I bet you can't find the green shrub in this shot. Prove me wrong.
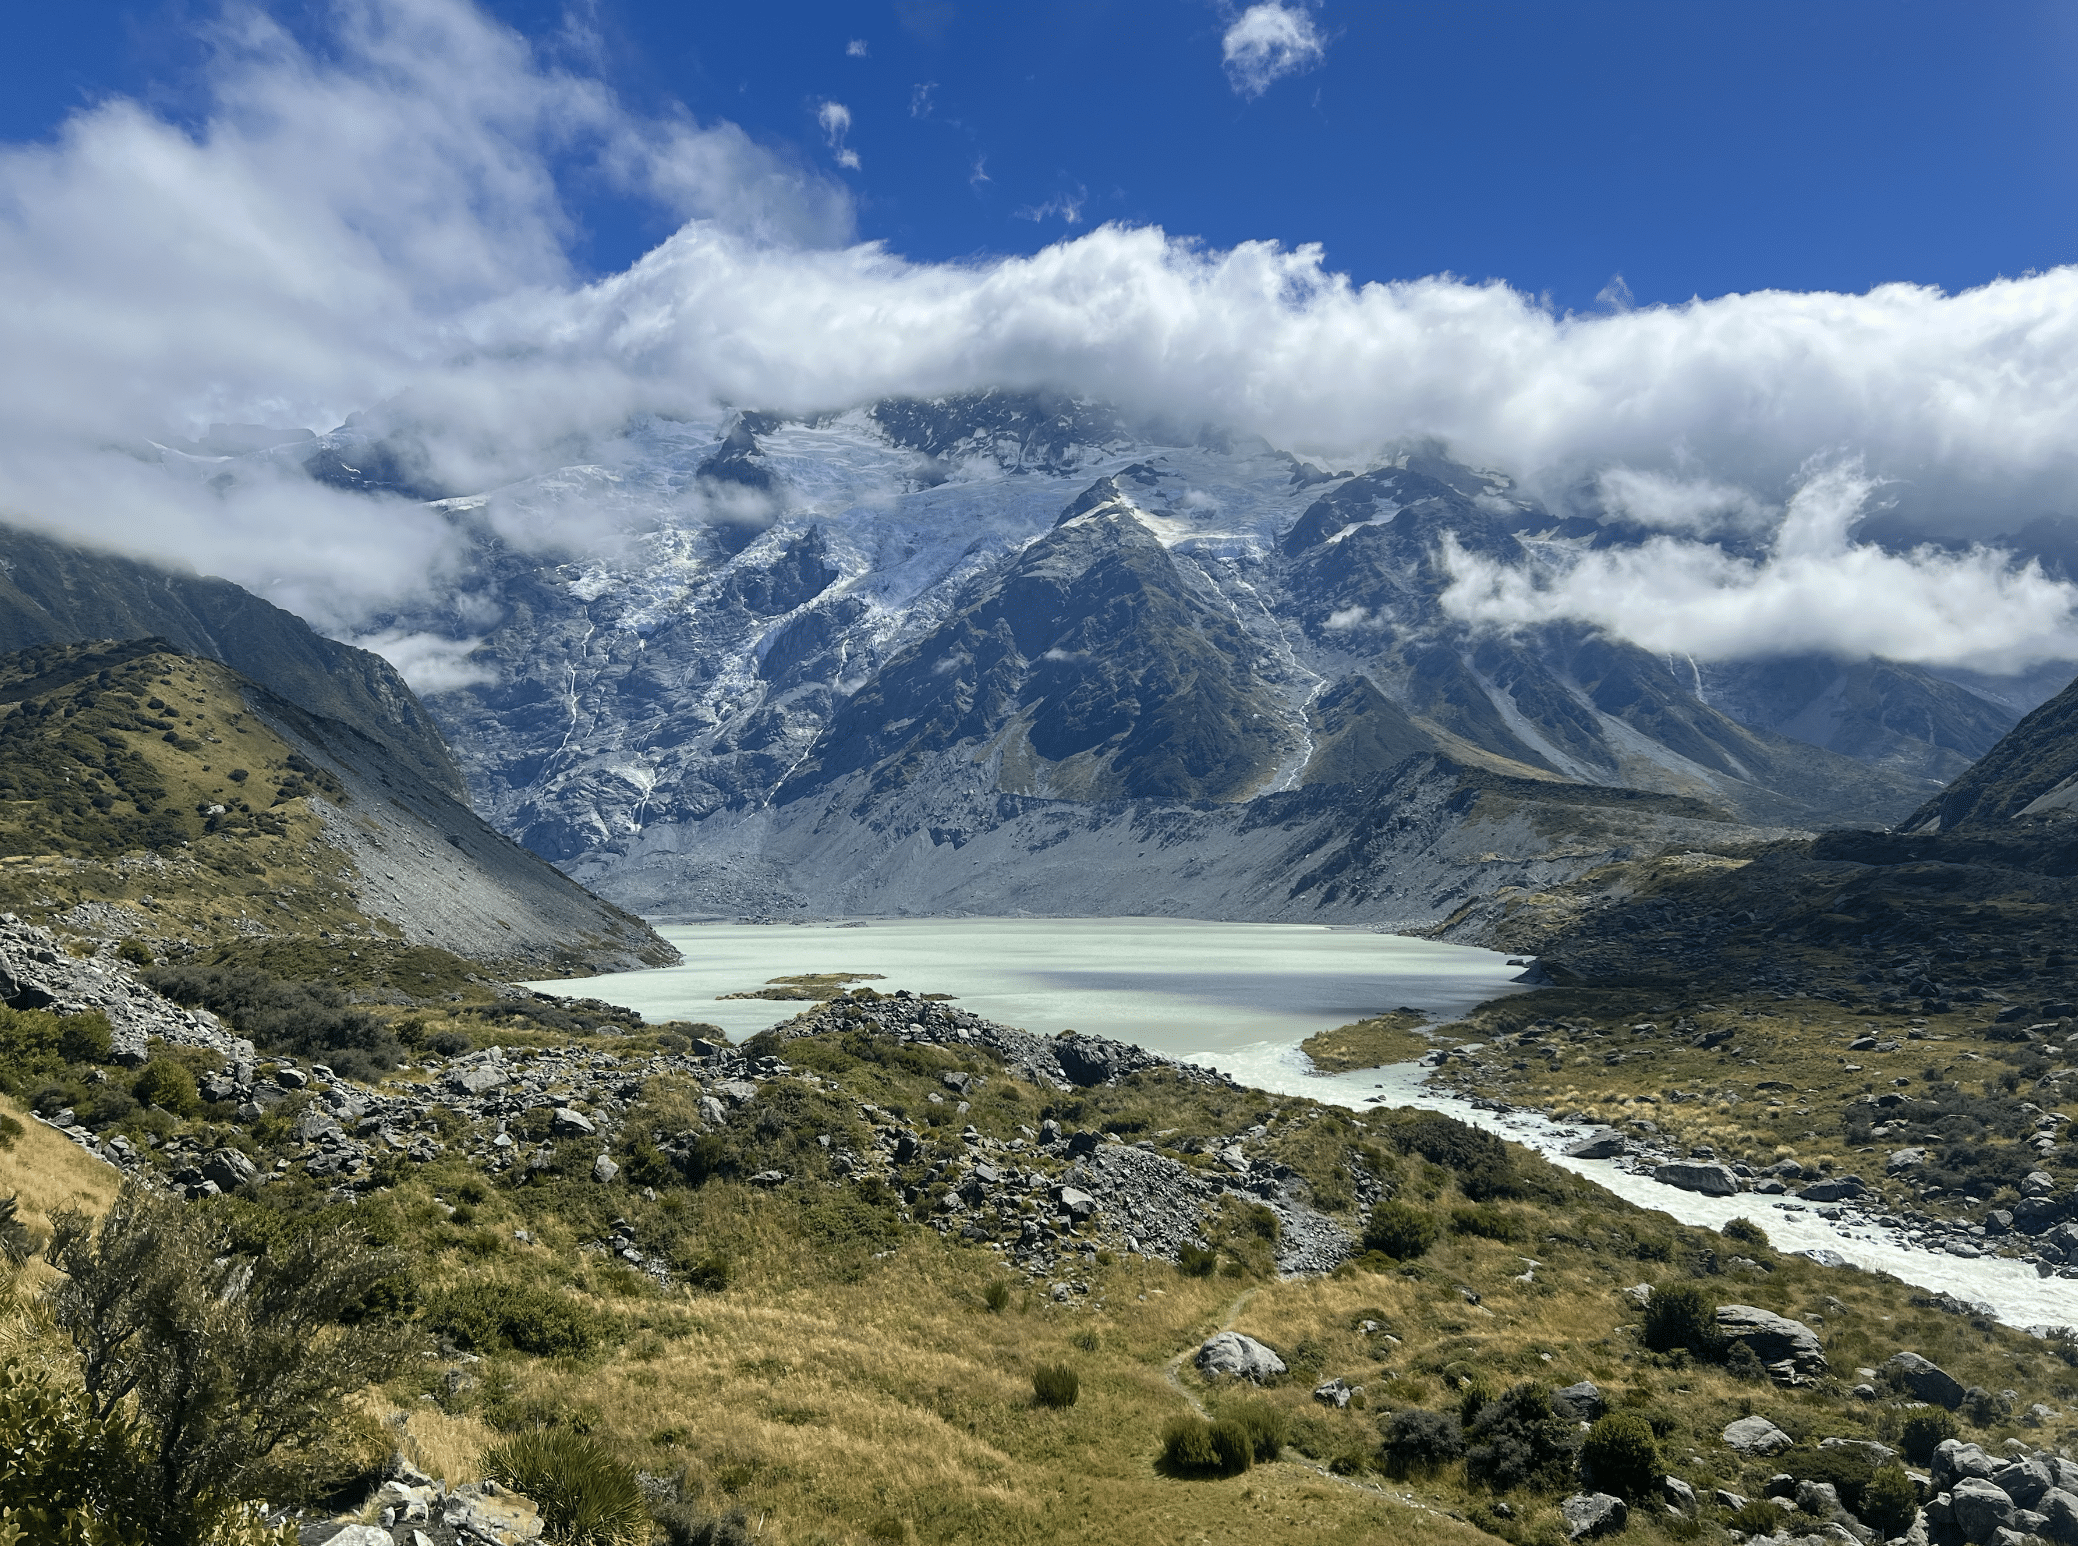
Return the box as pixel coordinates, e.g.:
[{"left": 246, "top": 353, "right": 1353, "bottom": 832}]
[
  {"left": 132, "top": 1057, "right": 199, "bottom": 1118},
  {"left": 1231, "top": 1400, "right": 1287, "bottom": 1462},
  {"left": 1863, "top": 1465, "right": 1919, "bottom": 1538},
  {"left": 1725, "top": 1342, "right": 1768, "bottom": 1383},
  {"left": 0, "top": 1005, "right": 112, "bottom": 1092},
  {"left": 1720, "top": 1216, "right": 1770, "bottom": 1248},
  {"left": 1207, "top": 1417, "right": 1254, "bottom": 1476},
  {"left": 483, "top": 1429, "right": 648, "bottom": 1545},
  {"left": 1032, "top": 1364, "right": 1079, "bottom": 1408},
  {"left": 676, "top": 1251, "right": 731, "bottom": 1293},
  {"left": 423, "top": 1281, "right": 608, "bottom": 1357},
  {"left": 1450, "top": 1205, "right": 1524, "bottom": 1242},
  {"left": 1178, "top": 1243, "right": 1218, "bottom": 1277},
  {"left": 1381, "top": 1408, "right": 1463, "bottom": 1477},
  {"left": 1642, "top": 1281, "right": 1722, "bottom": 1359},
  {"left": 1457, "top": 1379, "right": 1495, "bottom": 1427},
  {"left": 1787, "top": 1446, "right": 1876, "bottom": 1514},
  {"left": 1899, "top": 1409, "right": 1957, "bottom": 1463},
  {"left": 1464, "top": 1382, "right": 1580, "bottom": 1494},
  {"left": 0, "top": 1359, "right": 146, "bottom": 1544},
  {"left": 1160, "top": 1415, "right": 1221, "bottom": 1473},
  {"left": 1581, "top": 1411, "right": 1661, "bottom": 1499},
  {"left": 1729, "top": 1498, "right": 1786, "bottom": 1535},
  {"left": 983, "top": 1280, "right": 1011, "bottom": 1313},
  {"left": 1362, "top": 1201, "right": 1439, "bottom": 1260},
  {"left": 0, "top": 1194, "right": 39, "bottom": 1267},
  {"left": 116, "top": 939, "right": 154, "bottom": 969}
]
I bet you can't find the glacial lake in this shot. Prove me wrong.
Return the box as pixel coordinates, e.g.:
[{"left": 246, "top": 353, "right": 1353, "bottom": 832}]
[
  {"left": 535, "top": 917, "right": 2076, "bottom": 1329},
  {"left": 532, "top": 917, "right": 1533, "bottom": 1052}
]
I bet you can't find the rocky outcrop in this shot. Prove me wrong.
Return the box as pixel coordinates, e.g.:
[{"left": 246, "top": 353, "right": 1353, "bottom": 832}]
[
  {"left": 1562, "top": 1493, "right": 1628, "bottom": 1540},
  {"left": 1890, "top": 1352, "right": 1968, "bottom": 1410},
  {"left": 1717, "top": 1306, "right": 1828, "bottom": 1383},
  {"left": 1722, "top": 1416, "right": 1795, "bottom": 1456},
  {"left": 0, "top": 915, "right": 243, "bottom": 1064}
]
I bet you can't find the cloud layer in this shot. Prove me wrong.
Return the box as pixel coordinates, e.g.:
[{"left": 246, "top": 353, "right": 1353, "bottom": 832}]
[{"left": 1, "top": 0, "right": 2077, "bottom": 671}]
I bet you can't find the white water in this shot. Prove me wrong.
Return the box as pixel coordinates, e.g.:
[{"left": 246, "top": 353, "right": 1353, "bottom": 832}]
[{"left": 537, "top": 917, "right": 2078, "bottom": 1330}]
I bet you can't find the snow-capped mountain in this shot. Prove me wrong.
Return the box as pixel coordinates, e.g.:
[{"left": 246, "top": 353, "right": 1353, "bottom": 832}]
[{"left": 265, "top": 394, "right": 2055, "bottom": 922}]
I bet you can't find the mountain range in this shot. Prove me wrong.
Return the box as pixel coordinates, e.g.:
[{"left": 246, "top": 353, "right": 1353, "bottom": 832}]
[{"left": 20, "top": 391, "right": 2078, "bottom": 925}]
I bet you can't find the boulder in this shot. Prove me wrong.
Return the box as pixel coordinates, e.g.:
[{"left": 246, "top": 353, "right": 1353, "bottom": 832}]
[
  {"left": 2038, "top": 1488, "right": 2078, "bottom": 1545},
  {"left": 443, "top": 1481, "right": 544, "bottom": 1543},
  {"left": 1932, "top": 1441, "right": 2000, "bottom": 1492},
  {"left": 550, "top": 1108, "right": 594, "bottom": 1136},
  {"left": 1715, "top": 1489, "right": 1751, "bottom": 1511},
  {"left": 1950, "top": 1479, "right": 2018, "bottom": 1545},
  {"left": 715, "top": 1079, "right": 759, "bottom": 1107},
  {"left": 1887, "top": 1149, "right": 1928, "bottom": 1173},
  {"left": 591, "top": 1153, "right": 619, "bottom": 1185},
  {"left": 1992, "top": 1458, "right": 2055, "bottom": 1508},
  {"left": 1724, "top": 1415, "right": 1795, "bottom": 1456},
  {"left": 1890, "top": 1353, "right": 1967, "bottom": 1410},
  {"left": 1653, "top": 1161, "right": 1741, "bottom": 1196},
  {"left": 1313, "top": 1378, "right": 1357, "bottom": 1409},
  {"left": 200, "top": 1147, "right": 257, "bottom": 1193},
  {"left": 1054, "top": 1185, "right": 1096, "bottom": 1221},
  {"left": 1552, "top": 1380, "right": 1606, "bottom": 1423},
  {"left": 1562, "top": 1493, "right": 1629, "bottom": 1540},
  {"left": 1663, "top": 1475, "right": 1698, "bottom": 1514},
  {"left": 1565, "top": 1131, "right": 1628, "bottom": 1160},
  {"left": 307, "top": 1528, "right": 395, "bottom": 1546},
  {"left": 1821, "top": 1437, "right": 1896, "bottom": 1464},
  {"left": 1195, "top": 1331, "right": 1286, "bottom": 1383},
  {"left": 1718, "top": 1305, "right": 1829, "bottom": 1379},
  {"left": 1798, "top": 1176, "right": 1868, "bottom": 1203},
  {"left": 2013, "top": 1198, "right": 2068, "bottom": 1235},
  {"left": 442, "top": 1054, "right": 508, "bottom": 1096}
]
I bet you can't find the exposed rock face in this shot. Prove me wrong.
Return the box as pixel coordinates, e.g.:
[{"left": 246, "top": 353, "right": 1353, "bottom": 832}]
[
  {"left": 1932, "top": 1441, "right": 2001, "bottom": 1492},
  {"left": 1723, "top": 1416, "right": 1795, "bottom": 1456},
  {"left": 1653, "top": 1161, "right": 1741, "bottom": 1196},
  {"left": 1717, "top": 1306, "right": 1828, "bottom": 1383},
  {"left": 1892, "top": 1352, "right": 1969, "bottom": 1410},
  {"left": 1950, "top": 1478, "right": 2019, "bottom": 1544},
  {"left": 1195, "top": 1332, "right": 1287, "bottom": 1383}
]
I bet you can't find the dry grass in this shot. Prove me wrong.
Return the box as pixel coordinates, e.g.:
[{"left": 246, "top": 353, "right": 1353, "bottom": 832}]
[
  {"left": 0, "top": 1091, "right": 120, "bottom": 1235},
  {"left": 1299, "top": 1013, "right": 1445, "bottom": 1075}
]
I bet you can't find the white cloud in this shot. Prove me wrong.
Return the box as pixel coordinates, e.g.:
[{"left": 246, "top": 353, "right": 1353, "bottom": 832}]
[
  {"left": 353, "top": 628, "right": 497, "bottom": 693},
  {"left": 846, "top": 39, "right": 869, "bottom": 57},
  {"left": 8, "top": 0, "right": 2078, "bottom": 673},
  {"left": 910, "top": 82, "right": 936, "bottom": 118},
  {"left": 1221, "top": 3, "right": 1327, "bottom": 98},
  {"left": 1439, "top": 464, "right": 2078, "bottom": 673},
  {"left": 817, "top": 100, "right": 860, "bottom": 169},
  {"left": 1015, "top": 188, "right": 1086, "bottom": 224}
]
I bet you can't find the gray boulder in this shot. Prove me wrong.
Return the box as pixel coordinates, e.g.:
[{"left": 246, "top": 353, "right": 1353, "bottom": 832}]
[
  {"left": 1313, "top": 1378, "right": 1357, "bottom": 1409},
  {"left": 1562, "top": 1493, "right": 1629, "bottom": 1540},
  {"left": 308, "top": 1528, "right": 394, "bottom": 1546},
  {"left": 1196, "top": 1331, "right": 1287, "bottom": 1383},
  {"left": 1933, "top": 1441, "right": 2001, "bottom": 1492},
  {"left": 1718, "top": 1305, "right": 1829, "bottom": 1379},
  {"left": 1054, "top": 1185, "right": 1097, "bottom": 1222},
  {"left": 443, "top": 1053, "right": 508, "bottom": 1096},
  {"left": 1950, "top": 1479, "right": 2018, "bottom": 1545},
  {"left": 1891, "top": 1353, "right": 1967, "bottom": 1410},
  {"left": 1552, "top": 1379, "right": 1606, "bottom": 1423},
  {"left": 1992, "top": 1458, "right": 2055, "bottom": 1508},
  {"left": 550, "top": 1107, "right": 595, "bottom": 1136},
  {"left": 1662, "top": 1476, "right": 1698, "bottom": 1514},
  {"left": 1724, "top": 1415, "right": 1796, "bottom": 1456},
  {"left": 1653, "top": 1161, "right": 1741, "bottom": 1196},
  {"left": 2038, "top": 1488, "right": 2078, "bottom": 1545},
  {"left": 200, "top": 1147, "right": 257, "bottom": 1193},
  {"left": 1822, "top": 1437, "right": 1898, "bottom": 1465},
  {"left": 1565, "top": 1131, "right": 1628, "bottom": 1160},
  {"left": 1798, "top": 1176, "right": 1868, "bottom": 1203},
  {"left": 591, "top": 1153, "right": 619, "bottom": 1185},
  {"left": 1887, "top": 1148, "right": 1928, "bottom": 1173}
]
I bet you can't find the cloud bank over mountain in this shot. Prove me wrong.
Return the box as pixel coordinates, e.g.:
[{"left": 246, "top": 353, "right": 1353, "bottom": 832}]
[{"left": 2, "top": 0, "right": 2077, "bottom": 666}]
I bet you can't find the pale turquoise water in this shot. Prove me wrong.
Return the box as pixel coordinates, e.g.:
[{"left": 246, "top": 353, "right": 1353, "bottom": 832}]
[{"left": 529, "top": 916, "right": 1532, "bottom": 1054}]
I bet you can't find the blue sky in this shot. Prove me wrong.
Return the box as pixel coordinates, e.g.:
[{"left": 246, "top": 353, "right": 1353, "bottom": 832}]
[{"left": 7, "top": 1, "right": 2076, "bottom": 311}]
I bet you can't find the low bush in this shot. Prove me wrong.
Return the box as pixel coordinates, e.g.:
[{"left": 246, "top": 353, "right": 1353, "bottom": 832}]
[
  {"left": 1786, "top": 1446, "right": 1875, "bottom": 1515},
  {"left": 0, "top": 1005, "right": 112, "bottom": 1093},
  {"left": 1899, "top": 1409, "right": 1958, "bottom": 1463},
  {"left": 1725, "top": 1342, "right": 1769, "bottom": 1383},
  {"left": 1207, "top": 1418, "right": 1254, "bottom": 1476},
  {"left": 1161, "top": 1415, "right": 1220, "bottom": 1473},
  {"left": 1, "top": 1194, "right": 38, "bottom": 1267},
  {"left": 422, "top": 1281, "right": 608, "bottom": 1357},
  {"left": 1464, "top": 1382, "right": 1580, "bottom": 1494},
  {"left": 1230, "top": 1401, "right": 1287, "bottom": 1462},
  {"left": 1032, "top": 1364, "right": 1079, "bottom": 1408},
  {"left": 1720, "top": 1216, "right": 1770, "bottom": 1248},
  {"left": 1381, "top": 1408, "right": 1463, "bottom": 1477},
  {"left": 132, "top": 1056, "right": 200, "bottom": 1118},
  {"left": 483, "top": 1429, "right": 648, "bottom": 1546},
  {"left": 1178, "top": 1243, "right": 1218, "bottom": 1277},
  {"left": 1729, "top": 1498, "right": 1787, "bottom": 1536},
  {"left": 676, "top": 1251, "right": 731, "bottom": 1293},
  {"left": 1862, "top": 1465, "right": 1920, "bottom": 1538},
  {"left": 1361, "top": 1201, "right": 1439, "bottom": 1260},
  {"left": 655, "top": 1505, "right": 754, "bottom": 1546},
  {"left": 1580, "top": 1411, "right": 1660, "bottom": 1499},
  {"left": 983, "top": 1280, "right": 1011, "bottom": 1313},
  {"left": 1642, "top": 1281, "right": 1722, "bottom": 1360},
  {"left": 1450, "top": 1205, "right": 1524, "bottom": 1242}
]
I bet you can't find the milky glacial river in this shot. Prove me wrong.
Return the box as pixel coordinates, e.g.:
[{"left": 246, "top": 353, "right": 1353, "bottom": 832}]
[{"left": 538, "top": 917, "right": 2076, "bottom": 1330}]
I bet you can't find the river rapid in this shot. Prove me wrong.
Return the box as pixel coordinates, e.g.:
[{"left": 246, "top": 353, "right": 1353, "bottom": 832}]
[{"left": 536, "top": 917, "right": 2078, "bottom": 1332}]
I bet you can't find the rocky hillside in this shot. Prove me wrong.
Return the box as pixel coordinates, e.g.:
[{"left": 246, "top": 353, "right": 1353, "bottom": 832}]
[
  {"left": 0, "top": 638, "right": 671, "bottom": 976},
  {"left": 201, "top": 395, "right": 2042, "bottom": 921},
  {"left": 0, "top": 521, "right": 466, "bottom": 801},
  {"left": 6, "top": 967, "right": 2076, "bottom": 1546},
  {"left": 1905, "top": 672, "right": 2078, "bottom": 832}
]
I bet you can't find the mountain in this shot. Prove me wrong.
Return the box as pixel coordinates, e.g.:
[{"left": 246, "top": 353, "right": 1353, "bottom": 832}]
[
  {"left": 0, "top": 638, "right": 672, "bottom": 974},
  {"left": 0, "top": 522, "right": 466, "bottom": 801},
  {"left": 197, "top": 395, "right": 2034, "bottom": 921},
  {"left": 1902, "top": 669, "right": 2078, "bottom": 831}
]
